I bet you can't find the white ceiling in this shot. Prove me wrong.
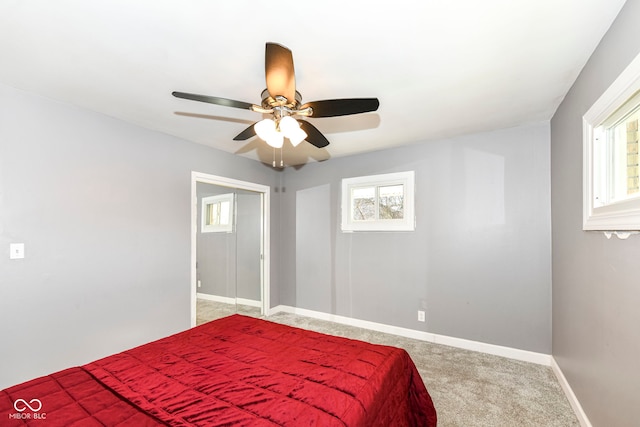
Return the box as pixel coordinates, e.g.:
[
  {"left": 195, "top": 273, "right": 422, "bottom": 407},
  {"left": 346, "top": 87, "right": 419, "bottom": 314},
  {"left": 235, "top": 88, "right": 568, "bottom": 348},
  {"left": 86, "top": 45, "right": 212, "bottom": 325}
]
[{"left": 0, "top": 1, "right": 627, "bottom": 166}]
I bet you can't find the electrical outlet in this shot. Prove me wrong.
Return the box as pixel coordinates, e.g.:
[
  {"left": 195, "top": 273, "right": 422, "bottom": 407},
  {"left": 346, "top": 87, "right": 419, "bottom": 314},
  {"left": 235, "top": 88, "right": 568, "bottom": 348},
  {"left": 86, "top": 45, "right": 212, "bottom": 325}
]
[
  {"left": 197, "top": 280, "right": 202, "bottom": 288},
  {"left": 417, "top": 310, "right": 425, "bottom": 322}
]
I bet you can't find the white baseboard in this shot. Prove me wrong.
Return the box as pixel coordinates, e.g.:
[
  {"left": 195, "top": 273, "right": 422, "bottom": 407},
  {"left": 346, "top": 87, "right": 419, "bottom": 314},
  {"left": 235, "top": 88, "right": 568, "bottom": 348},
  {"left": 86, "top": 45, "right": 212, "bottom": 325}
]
[
  {"left": 268, "top": 305, "right": 551, "bottom": 366},
  {"left": 197, "top": 293, "right": 236, "bottom": 305},
  {"left": 551, "top": 357, "right": 592, "bottom": 427},
  {"left": 236, "top": 297, "right": 261, "bottom": 308},
  {"left": 197, "top": 293, "right": 261, "bottom": 308}
]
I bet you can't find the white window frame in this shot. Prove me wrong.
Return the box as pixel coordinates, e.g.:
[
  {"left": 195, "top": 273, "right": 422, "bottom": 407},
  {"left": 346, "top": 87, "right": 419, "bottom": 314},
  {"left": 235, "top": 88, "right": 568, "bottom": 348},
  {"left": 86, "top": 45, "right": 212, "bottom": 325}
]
[
  {"left": 583, "top": 51, "right": 640, "bottom": 231},
  {"left": 341, "top": 171, "right": 415, "bottom": 232},
  {"left": 201, "top": 193, "right": 234, "bottom": 233}
]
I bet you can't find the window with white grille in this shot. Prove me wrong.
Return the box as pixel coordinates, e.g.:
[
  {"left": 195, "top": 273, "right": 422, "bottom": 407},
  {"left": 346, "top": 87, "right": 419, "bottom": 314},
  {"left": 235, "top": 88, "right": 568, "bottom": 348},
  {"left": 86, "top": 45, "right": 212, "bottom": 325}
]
[
  {"left": 341, "top": 171, "right": 415, "bottom": 231},
  {"left": 201, "top": 193, "right": 234, "bottom": 233},
  {"left": 584, "top": 51, "right": 640, "bottom": 232}
]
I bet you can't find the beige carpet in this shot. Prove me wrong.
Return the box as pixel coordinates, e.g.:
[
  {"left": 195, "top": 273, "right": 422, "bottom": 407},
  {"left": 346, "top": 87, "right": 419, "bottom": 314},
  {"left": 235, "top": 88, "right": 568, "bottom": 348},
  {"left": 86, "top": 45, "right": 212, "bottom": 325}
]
[{"left": 197, "top": 299, "right": 579, "bottom": 427}]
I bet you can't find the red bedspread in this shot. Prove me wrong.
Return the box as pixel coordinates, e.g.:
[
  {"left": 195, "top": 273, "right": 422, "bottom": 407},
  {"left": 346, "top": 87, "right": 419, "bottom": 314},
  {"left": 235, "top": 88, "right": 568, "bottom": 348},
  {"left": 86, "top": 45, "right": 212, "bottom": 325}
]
[
  {"left": 1, "top": 314, "right": 437, "bottom": 426},
  {"left": 0, "top": 367, "right": 164, "bottom": 426}
]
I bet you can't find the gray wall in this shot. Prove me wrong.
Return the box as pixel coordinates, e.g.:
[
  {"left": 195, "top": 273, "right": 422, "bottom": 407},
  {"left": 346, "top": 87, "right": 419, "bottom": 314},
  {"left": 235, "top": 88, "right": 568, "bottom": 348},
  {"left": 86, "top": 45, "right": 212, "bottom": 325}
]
[
  {"left": 281, "top": 122, "right": 552, "bottom": 353},
  {"left": 196, "top": 184, "right": 261, "bottom": 301},
  {"left": 0, "top": 83, "right": 280, "bottom": 389},
  {"left": 550, "top": 0, "right": 640, "bottom": 425}
]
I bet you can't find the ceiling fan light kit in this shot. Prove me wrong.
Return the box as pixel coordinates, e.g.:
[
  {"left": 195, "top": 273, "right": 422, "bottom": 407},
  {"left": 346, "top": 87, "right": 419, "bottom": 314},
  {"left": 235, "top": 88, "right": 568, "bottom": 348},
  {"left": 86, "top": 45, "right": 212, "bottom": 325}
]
[
  {"left": 254, "top": 118, "right": 282, "bottom": 148},
  {"left": 278, "top": 116, "right": 307, "bottom": 147},
  {"left": 172, "top": 42, "right": 379, "bottom": 166}
]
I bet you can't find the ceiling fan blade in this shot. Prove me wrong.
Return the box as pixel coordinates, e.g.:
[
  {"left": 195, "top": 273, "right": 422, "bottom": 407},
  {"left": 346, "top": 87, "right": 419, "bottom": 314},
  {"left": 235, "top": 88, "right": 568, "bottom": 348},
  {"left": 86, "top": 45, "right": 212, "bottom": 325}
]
[
  {"left": 298, "top": 120, "right": 330, "bottom": 148},
  {"left": 172, "top": 91, "right": 254, "bottom": 110},
  {"left": 265, "top": 42, "right": 296, "bottom": 103},
  {"left": 233, "top": 123, "right": 257, "bottom": 141},
  {"left": 301, "top": 98, "right": 380, "bottom": 118}
]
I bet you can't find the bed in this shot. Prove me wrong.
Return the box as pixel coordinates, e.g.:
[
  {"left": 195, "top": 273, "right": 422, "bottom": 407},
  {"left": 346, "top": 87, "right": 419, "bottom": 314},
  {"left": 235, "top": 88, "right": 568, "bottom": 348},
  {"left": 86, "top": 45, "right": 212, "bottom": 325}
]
[{"left": 1, "top": 314, "right": 437, "bottom": 426}]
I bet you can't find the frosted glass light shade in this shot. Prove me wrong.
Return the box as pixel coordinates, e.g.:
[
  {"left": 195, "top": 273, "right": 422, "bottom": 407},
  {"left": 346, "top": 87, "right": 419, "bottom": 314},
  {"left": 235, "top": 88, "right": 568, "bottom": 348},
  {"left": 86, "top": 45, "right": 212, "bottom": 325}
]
[
  {"left": 254, "top": 118, "right": 284, "bottom": 148},
  {"left": 254, "top": 119, "right": 277, "bottom": 140},
  {"left": 279, "top": 116, "right": 298, "bottom": 135},
  {"left": 288, "top": 126, "right": 307, "bottom": 147},
  {"left": 279, "top": 116, "right": 307, "bottom": 147}
]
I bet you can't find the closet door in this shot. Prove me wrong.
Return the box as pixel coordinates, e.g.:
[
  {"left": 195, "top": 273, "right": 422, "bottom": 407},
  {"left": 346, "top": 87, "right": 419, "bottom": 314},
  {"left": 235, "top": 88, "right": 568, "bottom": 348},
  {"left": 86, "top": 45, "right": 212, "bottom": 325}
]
[
  {"left": 196, "top": 183, "right": 238, "bottom": 320},
  {"left": 234, "top": 189, "right": 262, "bottom": 315},
  {"left": 195, "top": 184, "right": 263, "bottom": 323}
]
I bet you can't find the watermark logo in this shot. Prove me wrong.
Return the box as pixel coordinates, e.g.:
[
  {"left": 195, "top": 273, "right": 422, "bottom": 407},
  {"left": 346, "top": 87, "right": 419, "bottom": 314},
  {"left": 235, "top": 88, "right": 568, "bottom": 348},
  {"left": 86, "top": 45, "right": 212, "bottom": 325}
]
[
  {"left": 14, "top": 398, "right": 42, "bottom": 412},
  {"left": 8, "top": 398, "right": 46, "bottom": 420}
]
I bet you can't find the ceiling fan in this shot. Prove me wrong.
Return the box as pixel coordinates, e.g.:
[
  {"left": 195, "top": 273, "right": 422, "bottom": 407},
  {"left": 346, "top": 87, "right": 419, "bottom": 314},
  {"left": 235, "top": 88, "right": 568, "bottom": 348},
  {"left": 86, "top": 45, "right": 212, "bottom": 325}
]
[{"left": 172, "top": 42, "right": 379, "bottom": 158}]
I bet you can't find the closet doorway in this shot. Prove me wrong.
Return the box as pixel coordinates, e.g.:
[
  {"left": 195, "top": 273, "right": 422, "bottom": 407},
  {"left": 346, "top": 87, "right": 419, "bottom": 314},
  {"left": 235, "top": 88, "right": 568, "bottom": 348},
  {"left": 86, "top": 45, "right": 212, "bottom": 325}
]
[{"left": 190, "top": 172, "right": 270, "bottom": 326}]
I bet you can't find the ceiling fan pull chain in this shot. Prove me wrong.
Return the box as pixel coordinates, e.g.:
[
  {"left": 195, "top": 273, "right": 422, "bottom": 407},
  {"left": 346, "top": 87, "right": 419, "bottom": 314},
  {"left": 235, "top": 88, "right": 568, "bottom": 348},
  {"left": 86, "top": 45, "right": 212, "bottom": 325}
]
[
  {"left": 272, "top": 147, "right": 276, "bottom": 168},
  {"left": 280, "top": 147, "right": 284, "bottom": 168}
]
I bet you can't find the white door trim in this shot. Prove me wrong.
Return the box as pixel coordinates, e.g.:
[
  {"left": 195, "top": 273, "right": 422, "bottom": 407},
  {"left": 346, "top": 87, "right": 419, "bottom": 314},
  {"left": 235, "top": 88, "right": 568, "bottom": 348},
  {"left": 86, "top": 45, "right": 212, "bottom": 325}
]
[{"left": 191, "top": 171, "right": 270, "bottom": 326}]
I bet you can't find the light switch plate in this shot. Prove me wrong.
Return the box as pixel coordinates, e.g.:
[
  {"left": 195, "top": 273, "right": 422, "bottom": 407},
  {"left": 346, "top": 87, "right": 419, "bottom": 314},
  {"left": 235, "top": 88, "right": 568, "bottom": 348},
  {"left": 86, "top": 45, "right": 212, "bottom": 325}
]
[{"left": 9, "top": 243, "right": 25, "bottom": 259}]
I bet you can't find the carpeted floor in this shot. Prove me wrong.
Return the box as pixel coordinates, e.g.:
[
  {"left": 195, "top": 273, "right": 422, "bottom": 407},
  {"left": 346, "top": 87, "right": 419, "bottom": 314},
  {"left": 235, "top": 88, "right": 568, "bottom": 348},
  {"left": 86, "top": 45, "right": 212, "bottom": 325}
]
[{"left": 197, "top": 299, "right": 579, "bottom": 427}]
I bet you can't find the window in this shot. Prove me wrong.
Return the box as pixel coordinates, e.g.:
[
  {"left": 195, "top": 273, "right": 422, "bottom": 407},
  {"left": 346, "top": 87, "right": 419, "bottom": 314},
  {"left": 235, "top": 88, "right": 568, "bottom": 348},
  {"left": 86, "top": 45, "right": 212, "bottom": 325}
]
[
  {"left": 201, "top": 193, "right": 234, "bottom": 233},
  {"left": 584, "top": 51, "right": 640, "bottom": 231},
  {"left": 341, "top": 171, "right": 415, "bottom": 231}
]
